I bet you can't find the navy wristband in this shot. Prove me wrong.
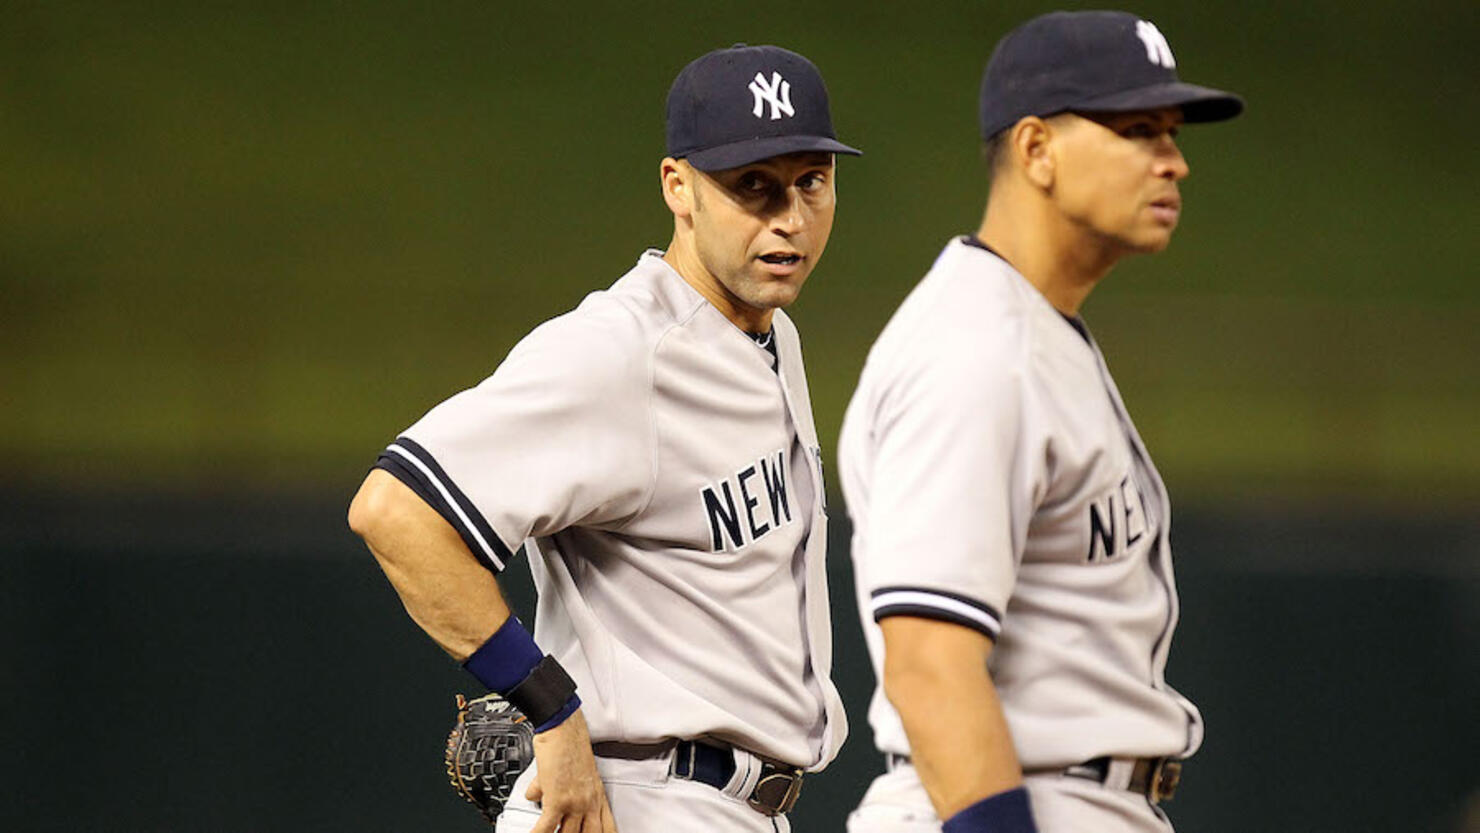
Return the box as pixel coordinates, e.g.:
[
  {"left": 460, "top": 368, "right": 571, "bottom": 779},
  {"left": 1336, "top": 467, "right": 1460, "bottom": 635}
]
[
  {"left": 462, "top": 617, "right": 581, "bottom": 733},
  {"left": 532, "top": 692, "right": 582, "bottom": 733},
  {"left": 941, "top": 787, "right": 1037, "bottom": 833},
  {"left": 463, "top": 616, "right": 544, "bottom": 692},
  {"left": 506, "top": 654, "right": 580, "bottom": 730}
]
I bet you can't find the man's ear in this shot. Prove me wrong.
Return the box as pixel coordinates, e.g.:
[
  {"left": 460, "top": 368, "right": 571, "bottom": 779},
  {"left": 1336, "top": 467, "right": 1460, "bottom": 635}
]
[
  {"left": 661, "top": 157, "right": 695, "bottom": 218},
  {"left": 1013, "top": 117, "right": 1056, "bottom": 190}
]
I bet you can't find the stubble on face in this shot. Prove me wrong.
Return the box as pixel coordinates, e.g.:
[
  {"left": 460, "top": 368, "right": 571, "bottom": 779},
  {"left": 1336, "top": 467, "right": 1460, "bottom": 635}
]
[
  {"left": 686, "top": 153, "right": 837, "bottom": 328},
  {"left": 1050, "top": 108, "right": 1188, "bottom": 256}
]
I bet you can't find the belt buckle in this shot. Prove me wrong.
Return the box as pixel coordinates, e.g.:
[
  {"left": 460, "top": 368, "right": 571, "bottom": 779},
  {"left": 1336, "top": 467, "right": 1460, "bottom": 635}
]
[
  {"left": 747, "top": 763, "right": 804, "bottom": 816},
  {"left": 1149, "top": 758, "right": 1182, "bottom": 803}
]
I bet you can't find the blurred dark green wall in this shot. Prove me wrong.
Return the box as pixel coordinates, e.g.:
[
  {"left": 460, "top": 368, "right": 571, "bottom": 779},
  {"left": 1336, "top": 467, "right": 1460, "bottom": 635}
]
[
  {"left": 4, "top": 2, "right": 1477, "bottom": 831},
  {"left": 4, "top": 0, "right": 1477, "bottom": 504}
]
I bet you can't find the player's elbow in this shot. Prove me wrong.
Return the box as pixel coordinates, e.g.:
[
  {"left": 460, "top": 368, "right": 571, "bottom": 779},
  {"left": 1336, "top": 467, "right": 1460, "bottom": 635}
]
[
  {"left": 880, "top": 616, "right": 995, "bottom": 711},
  {"left": 346, "top": 480, "right": 375, "bottom": 539},
  {"left": 882, "top": 648, "right": 947, "bottom": 711},
  {"left": 347, "top": 470, "right": 401, "bottom": 544}
]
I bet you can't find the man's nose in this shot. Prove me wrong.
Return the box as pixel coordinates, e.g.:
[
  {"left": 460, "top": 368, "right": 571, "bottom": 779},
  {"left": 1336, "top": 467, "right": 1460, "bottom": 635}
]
[
  {"left": 1157, "top": 136, "right": 1190, "bottom": 181},
  {"left": 771, "top": 188, "right": 806, "bottom": 236}
]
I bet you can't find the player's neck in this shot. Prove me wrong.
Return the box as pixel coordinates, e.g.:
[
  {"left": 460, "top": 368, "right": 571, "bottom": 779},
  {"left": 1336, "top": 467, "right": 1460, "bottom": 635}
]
[
  {"left": 661, "top": 239, "right": 775, "bottom": 334},
  {"left": 978, "top": 196, "right": 1120, "bottom": 316}
]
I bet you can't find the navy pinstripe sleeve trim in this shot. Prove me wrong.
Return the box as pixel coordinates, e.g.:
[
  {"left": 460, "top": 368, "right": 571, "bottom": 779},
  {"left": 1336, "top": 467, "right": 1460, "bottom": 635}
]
[
  {"left": 870, "top": 586, "right": 1003, "bottom": 640},
  {"left": 374, "top": 436, "right": 513, "bottom": 572}
]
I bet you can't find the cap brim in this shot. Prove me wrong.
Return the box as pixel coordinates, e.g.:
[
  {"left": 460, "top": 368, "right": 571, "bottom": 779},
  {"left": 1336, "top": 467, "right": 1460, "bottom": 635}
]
[
  {"left": 683, "top": 135, "right": 862, "bottom": 172},
  {"left": 1076, "top": 81, "right": 1245, "bottom": 123}
]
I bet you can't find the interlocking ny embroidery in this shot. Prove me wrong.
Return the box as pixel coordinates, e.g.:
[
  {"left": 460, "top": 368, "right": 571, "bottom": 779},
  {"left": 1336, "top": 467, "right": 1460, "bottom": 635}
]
[
  {"left": 1135, "top": 20, "right": 1176, "bottom": 69},
  {"left": 749, "top": 71, "right": 795, "bottom": 120}
]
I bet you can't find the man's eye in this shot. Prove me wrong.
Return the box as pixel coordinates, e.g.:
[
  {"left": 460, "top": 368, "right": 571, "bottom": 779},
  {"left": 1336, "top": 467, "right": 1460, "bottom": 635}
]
[
  {"left": 1122, "top": 124, "right": 1155, "bottom": 139},
  {"left": 798, "top": 173, "right": 826, "bottom": 190},
  {"left": 738, "top": 173, "right": 769, "bottom": 192}
]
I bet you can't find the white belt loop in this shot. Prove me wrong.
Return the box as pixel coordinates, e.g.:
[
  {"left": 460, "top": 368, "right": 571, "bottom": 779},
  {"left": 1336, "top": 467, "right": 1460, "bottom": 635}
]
[
  {"left": 1103, "top": 757, "right": 1136, "bottom": 792},
  {"left": 723, "top": 745, "right": 762, "bottom": 801}
]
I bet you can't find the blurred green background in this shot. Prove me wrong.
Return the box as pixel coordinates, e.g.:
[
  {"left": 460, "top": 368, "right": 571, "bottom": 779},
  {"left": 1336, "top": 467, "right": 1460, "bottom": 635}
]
[{"left": 3, "top": 1, "right": 1476, "bottom": 831}]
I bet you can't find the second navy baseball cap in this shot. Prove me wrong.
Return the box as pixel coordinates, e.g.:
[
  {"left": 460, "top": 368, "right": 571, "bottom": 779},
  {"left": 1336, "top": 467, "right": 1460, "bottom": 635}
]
[
  {"left": 979, "top": 11, "right": 1245, "bottom": 140},
  {"left": 666, "top": 44, "right": 861, "bottom": 171}
]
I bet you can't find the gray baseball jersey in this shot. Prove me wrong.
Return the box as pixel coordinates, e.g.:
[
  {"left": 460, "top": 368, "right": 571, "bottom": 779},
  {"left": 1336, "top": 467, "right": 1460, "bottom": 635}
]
[
  {"left": 376, "top": 249, "right": 844, "bottom": 769},
  {"left": 838, "top": 237, "right": 1202, "bottom": 769}
]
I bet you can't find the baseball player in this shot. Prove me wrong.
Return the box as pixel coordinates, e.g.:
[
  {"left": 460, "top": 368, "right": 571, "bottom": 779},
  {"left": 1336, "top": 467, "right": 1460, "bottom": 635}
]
[
  {"left": 838, "top": 12, "right": 1243, "bottom": 833},
  {"left": 347, "top": 44, "right": 860, "bottom": 833}
]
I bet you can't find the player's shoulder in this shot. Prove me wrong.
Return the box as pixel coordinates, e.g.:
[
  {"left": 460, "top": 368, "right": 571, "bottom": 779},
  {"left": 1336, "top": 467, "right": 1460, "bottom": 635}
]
[
  {"left": 524, "top": 250, "right": 722, "bottom": 365},
  {"left": 922, "top": 236, "right": 1046, "bottom": 326},
  {"left": 501, "top": 252, "right": 686, "bottom": 388},
  {"left": 594, "top": 248, "right": 713, "bottom": 332},
  {"left": 867, "top": 237, "right": 1042, "bottom": 376}
]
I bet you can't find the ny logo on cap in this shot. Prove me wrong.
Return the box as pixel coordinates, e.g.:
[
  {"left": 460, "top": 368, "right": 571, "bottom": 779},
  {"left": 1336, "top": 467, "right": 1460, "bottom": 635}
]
[
  {"left": 749, "top": 71, "right": 794, "bottom": 120},
  {"left": 1135, "top": 20, "right": 1176, "bottom": 69}
]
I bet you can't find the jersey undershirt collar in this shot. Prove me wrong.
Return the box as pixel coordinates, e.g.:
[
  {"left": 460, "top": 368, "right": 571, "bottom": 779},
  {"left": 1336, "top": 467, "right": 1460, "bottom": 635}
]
[
  {"left": 748, "top": 328, "right": 779, "bottom": 366},
  {"left": 963, "top": 234, "right": 1092, "bottom": 346}
]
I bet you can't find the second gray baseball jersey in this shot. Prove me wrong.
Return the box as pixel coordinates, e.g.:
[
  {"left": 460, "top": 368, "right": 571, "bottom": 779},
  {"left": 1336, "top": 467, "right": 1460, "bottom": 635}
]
[
  {"left": 838, "top": 237, "right": 1202, "bottom": 768},
  {"left": 376, "top": 249, "right": 844, "bottom": 769}
]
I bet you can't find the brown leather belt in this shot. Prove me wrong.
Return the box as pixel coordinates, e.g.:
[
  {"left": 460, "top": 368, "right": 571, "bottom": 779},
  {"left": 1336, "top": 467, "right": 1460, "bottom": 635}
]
[
  {"left": 887, "top": 753, "right": 1183, "bottom": 804},
  {"left": 597, "top": 739, "right": 804, "bottom": 816},
  {"left": 1063, "top": 756, "right": 1184, "bottom": 803},
  {"left": 672, "top": 739, "right": 804, "bottom": 816}
]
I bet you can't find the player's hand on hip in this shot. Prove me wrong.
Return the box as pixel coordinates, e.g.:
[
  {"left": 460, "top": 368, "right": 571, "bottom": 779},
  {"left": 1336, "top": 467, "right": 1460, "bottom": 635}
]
[{"left": 526, "top": 710, "right": 618, "bottom": 833}]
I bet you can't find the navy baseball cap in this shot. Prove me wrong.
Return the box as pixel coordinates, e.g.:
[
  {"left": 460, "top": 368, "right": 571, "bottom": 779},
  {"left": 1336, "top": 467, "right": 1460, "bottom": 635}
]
[
  {"left": 666, "top": 44, "right": 861, "bottom": 171},
  {"left": 979, "top": 11, "right": 1244, "bottom": 140}
]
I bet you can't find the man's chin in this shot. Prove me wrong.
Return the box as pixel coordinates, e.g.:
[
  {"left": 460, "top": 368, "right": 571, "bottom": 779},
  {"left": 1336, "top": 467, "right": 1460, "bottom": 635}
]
[
  {"left": 1124, "top": 230, "right": 1174, "bottom": 255},
  {"left": 742, "top": 277, "right": 807, "bottom": 310}
]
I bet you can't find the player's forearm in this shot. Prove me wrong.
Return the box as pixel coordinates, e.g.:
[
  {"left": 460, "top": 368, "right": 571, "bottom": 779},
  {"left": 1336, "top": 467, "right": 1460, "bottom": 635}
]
[
  {"left": 881, "top": 619, "right": 1024, "bottom": 819},
  {"left": 349, "top": 469, "right": 512, "bottom": 660}
]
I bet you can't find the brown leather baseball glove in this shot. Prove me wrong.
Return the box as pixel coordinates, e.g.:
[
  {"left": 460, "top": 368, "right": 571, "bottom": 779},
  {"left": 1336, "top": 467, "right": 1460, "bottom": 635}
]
[{"left": 444, "top": 692, "right": 535, "bottom": 825}]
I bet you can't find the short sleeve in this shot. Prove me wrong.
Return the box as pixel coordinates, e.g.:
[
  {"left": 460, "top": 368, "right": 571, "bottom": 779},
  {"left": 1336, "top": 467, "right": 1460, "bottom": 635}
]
[
  {"left": 858, "top": 324, "right": 1043, "bottom": 641},
  {"left": 375, "top": 309, "right": 656, "bottom": 572}
]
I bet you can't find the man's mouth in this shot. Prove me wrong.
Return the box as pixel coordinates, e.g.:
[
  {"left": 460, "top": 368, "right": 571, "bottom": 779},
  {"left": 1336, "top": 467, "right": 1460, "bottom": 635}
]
[
  {"left": 1149, "top": 196, "right": 1181, "bottom": 225},
  {"left": 758, "top": 252, "right": 802, "bottom": 266}
]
